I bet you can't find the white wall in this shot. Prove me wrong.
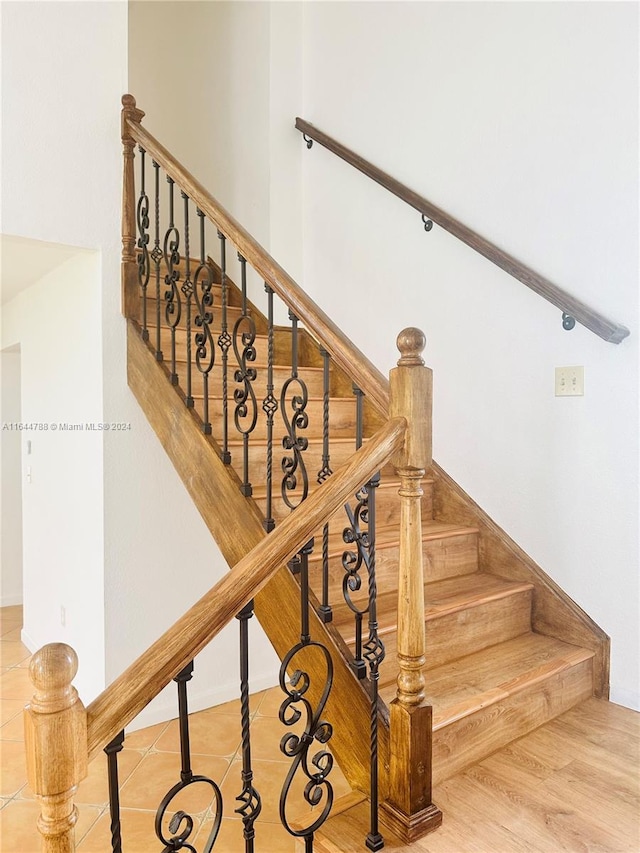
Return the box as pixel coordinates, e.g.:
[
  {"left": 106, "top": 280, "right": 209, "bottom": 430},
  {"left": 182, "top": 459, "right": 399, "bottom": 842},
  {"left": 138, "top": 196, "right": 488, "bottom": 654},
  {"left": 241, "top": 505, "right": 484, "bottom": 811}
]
[
  {"left": 300, "top": 2, "right": 639, "bottom": 708},
  {"left": 1, "top": 253, "right": 105, "bottom": 700},
  {"left": 131, "top": 1, "right": 639, "bottom": 709},
  {"left": 0, "top": 1, "right": 279, "bottom": 716},
  {"left": 0, "top": 345, "right": 23, "bottom": 607}
]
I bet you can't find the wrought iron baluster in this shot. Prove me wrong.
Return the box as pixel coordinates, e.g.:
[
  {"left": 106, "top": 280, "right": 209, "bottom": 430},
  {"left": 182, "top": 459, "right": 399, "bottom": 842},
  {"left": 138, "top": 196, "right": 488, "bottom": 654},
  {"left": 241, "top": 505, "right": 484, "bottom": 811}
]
[
  {"left": 155, "top": 661, "right": 223, "bottom": 852},
  {"left": 235, "top": 601, "right": 262, "bottom": 852},
  {"left": 151, "top": 159, "right": 163, "bottom": 361},
  {"left": 281, "top": 311, "right": 309, "bottom": 511},
  {"left": 317, "top": 348, "right": 333, "bottom": 623},
  {"left": 163, "top": 177, "right": 181, "bottom": 385},
  {"left": 279, "top": 538, "right": 334, "bottom": 852},
  {"left": 105, "top": 730, "right": 125, "bottom": 853},
  {"left": 233, "top": 254, "right": 258, "bottom": 496},
  {"left": 194, "top": 209, "right": 215, "bottom": 435},
  {"left": 363, "top": 472, "right": 384, "bottom": 851},
  {"left": 354, "top": 384, "right": 364, "bottom": 451},
  {"left": 262, "top": 285, "right": 277, "bottom": 532},
  {"left": 217, "top": 231, "right": 232, "bottom": 464},
  {"left": 136, "top": 147, "right": 150, "bottom": 341},
  {"left": 181, "top": 193, "right": 194, "bottom": 408}
]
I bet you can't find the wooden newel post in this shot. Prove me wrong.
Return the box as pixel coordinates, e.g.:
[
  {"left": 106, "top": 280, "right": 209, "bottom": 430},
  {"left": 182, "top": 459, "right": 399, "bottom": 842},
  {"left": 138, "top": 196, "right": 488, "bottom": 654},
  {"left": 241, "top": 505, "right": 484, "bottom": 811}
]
[
  {"left": 24, "top": 644, "right": 88, "bottom": 853},
  {"left": 381, "top": 328, "right": 443, "bottom": 842},
  {"left": 121, "top": 93, "right": 145, "bottom": 321}
]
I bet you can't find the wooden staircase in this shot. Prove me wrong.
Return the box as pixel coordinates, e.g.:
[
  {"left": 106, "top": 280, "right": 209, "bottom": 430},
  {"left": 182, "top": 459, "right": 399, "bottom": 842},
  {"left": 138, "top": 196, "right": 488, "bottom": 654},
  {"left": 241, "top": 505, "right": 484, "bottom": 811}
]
[{"left": 139, "top": 257, "right": 601, "bottom": 829}]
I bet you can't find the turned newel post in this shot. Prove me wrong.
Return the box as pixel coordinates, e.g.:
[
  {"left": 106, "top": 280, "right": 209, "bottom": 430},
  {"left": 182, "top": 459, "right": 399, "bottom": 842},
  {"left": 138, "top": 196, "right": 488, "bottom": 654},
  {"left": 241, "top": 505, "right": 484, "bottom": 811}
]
[
  {"left": 25, "top": 644, "right": 88, "bottom": 853},
  {"left": 121, "top": 93, "right": 145, "bottom": 321},
  {"left": 381, "top": 328, "right": 442, "bottom": 842}
]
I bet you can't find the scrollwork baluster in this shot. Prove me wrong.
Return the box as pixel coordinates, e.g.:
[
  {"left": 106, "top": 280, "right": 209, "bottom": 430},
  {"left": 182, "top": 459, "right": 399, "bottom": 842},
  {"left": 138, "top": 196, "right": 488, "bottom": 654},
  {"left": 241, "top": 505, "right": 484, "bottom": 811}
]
[
  {"left": 154, "top": 661, "right": 222, "bottom": 852},
  {"left": 317, "top": 348, "right": 333, "bottom": 623},
  {"left": 151, "top": 159, "right": 163, "bottom": 361},
  {"left": 194, "top": 209, "right": 215, "bottom": 435},
  {"left": 136, "top": 147, "right": 150, "bottom": 342},
  {"left": 279, "top": 539, "right": 334, "bottom": 851},
  {"left": 163, "top": 177, "right": 181, "bottom": 385},
  {"left": 233, "top": 254, "right": 258, "bottom": 496},
  {"left": 281, "top": 311, "right": 309, "bottom": 511}
]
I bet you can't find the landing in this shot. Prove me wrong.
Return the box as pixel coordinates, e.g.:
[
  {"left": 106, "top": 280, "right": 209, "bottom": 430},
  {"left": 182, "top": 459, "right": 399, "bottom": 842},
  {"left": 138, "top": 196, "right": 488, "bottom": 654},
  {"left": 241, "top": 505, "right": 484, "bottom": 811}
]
[{"left": 314, "top": 697, "right": 640, "bottom": 852}]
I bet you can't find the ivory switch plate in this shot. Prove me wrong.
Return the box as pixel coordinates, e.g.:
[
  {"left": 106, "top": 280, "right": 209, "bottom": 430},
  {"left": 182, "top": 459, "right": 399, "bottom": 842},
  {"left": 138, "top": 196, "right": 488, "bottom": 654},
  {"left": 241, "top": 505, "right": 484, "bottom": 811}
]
[{"left": 555, "top": 366, "right": 584, "bottom": 396}]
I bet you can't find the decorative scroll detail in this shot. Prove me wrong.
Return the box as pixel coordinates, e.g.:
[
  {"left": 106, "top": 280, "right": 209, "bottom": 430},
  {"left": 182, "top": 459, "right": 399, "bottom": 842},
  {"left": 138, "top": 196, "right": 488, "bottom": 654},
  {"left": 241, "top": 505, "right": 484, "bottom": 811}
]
[
  {"left": 193, "top": 209, "right": 215, "bottom": 434},
  {"left": 136, "top": 147, "right": 150, "bottom": 341},
  {"left": 234, "top": 254, "right": 258, "bottom": 497},
  {"left": 163, "top": 177, "right": 181, "bottom": 385},
  {"left": 342, "top": 486, "right": 372, "bottom": 679},
  {"left": 281, "top": 311, "right": 309, "bottom": 511},
  {"left": 279, "top": 541, "right": 334, "bottom": 846},
  {"left": 181, "top": 192, "right": 194, "bottom": 407},
  {"left": 155, "top": 662, "right": 223, "bottom": 853}
]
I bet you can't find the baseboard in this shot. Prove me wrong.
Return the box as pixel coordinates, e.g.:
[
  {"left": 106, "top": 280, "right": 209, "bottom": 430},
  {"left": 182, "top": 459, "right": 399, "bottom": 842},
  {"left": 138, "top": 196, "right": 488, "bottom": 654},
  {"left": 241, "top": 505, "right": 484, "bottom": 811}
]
[
  {"left": 1, "top": 594, "right": 23, "bottom": 608},
  {"left": 125, "top": 671, "right": 279, "bottom": 733},
  {"left": 20, "top": 628, "right": 38, "bottom": 653}
]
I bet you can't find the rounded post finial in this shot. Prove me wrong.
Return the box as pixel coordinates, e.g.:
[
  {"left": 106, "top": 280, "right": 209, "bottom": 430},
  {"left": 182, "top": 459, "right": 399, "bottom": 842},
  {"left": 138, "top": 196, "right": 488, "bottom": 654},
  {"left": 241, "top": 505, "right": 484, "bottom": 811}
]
[
  {"left": 121, "top": 93, "right": 137, "bottom": 109},
  {"left": 396, "top": 328, "right": 426, "bottom": 367},
  {"left": 29, "top": 643, "right": 79, "bottom": 712}
]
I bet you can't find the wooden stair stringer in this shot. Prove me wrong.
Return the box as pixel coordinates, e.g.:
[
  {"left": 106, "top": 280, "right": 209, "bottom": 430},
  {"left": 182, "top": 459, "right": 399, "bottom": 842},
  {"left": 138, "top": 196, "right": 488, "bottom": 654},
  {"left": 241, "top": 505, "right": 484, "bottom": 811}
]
[
  {"left": 431, "top": 462, "right": 610, "bottom": 698},
  {"left": 126, "top": 319, "right": 389, "bottom": 800}
]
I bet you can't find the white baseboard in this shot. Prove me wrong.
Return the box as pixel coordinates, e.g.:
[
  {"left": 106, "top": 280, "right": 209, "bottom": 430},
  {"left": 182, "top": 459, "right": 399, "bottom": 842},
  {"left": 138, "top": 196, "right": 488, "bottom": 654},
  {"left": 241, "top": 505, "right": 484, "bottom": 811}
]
[
  {"left": 20, "top": 628, "right": 38, "bottom": 653},
  {"left": 125, "top": 672, "right": 279, "bottom": 733},
  {"left": 1, "top": 594, "right": 23, "bottom": 608}
]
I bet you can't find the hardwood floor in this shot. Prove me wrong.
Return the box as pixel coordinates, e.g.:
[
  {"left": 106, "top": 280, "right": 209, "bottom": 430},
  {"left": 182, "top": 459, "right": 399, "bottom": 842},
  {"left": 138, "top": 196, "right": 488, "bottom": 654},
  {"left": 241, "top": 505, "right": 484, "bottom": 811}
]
[{"left": 314, "top": 698, "right": 640, "bottom": 852}]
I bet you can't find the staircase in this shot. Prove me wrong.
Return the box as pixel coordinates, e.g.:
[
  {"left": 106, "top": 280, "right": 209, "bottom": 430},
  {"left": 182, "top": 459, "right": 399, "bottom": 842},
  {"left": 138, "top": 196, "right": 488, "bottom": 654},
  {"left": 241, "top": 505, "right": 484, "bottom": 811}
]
[
  {"left": 144, "top": 257, "right": 599, "bottom": 799},
  {"left": 23, "top": 95, "right": 610, "bottom": 853}
]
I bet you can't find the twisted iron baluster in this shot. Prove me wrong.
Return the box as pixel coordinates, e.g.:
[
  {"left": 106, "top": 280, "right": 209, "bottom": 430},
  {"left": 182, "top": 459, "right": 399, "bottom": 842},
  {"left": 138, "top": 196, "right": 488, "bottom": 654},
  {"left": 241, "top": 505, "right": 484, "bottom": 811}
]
[
  {"left": 279, "top": 538, "right": 334, "bottom": 852},
  {"left": 155, "top": 662, "right": 222, "bottom": 852},
  {"left": 104, "top": 729, "right": 125, "bottom": 853},
  {"left": 194, "top": 209, "right": 215, "bottom": 435},
  {"left": 317, "top": 348, "right": 333, "bottom": 623},
  {"left": 363, "top": 473, "right": 384, "bottom": 851},
  {"left": 233, "top": 254, "right": 258, "bottom": 496},
  {"left": 262, "top": 285, "right": 277, "bottom": 532},
  {"left": 136, "top": 147, "right": 150, "bottom": 341},
  {"left": 281, "top": 311, "right": 309, "bottom": 511},
  {"left": 181, "top": 193, "right": 194, "bottom": 408},
  {"left": 151, "top": 159, "right": 163, "bottom": 361},
  {"left": 163, "top": 177, "right": 181, "bottom": 385},
  {"left": 235, "top": 601, "right": 262, "bottom": 851},
  {"left": 217, "top": 231, "right": 231, "bottom": 464}
]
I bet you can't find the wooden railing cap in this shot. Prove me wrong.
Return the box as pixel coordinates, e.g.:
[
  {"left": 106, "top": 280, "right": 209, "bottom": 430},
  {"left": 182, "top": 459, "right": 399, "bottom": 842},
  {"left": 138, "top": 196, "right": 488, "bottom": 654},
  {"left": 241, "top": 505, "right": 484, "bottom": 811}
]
[{"left": 397, "top": 328, "right": 426, "bottom": 367}]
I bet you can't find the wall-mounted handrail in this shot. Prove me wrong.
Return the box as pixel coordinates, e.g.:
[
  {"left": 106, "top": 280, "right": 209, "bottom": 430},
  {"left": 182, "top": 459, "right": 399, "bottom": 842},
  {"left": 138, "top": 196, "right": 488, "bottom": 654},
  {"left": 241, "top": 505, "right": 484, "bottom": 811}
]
[
  {"left": 85, "top": 415, "right": 406, "bottom": 760},
  {"left": 295, "top": 118, "right": 630, "bottom": 345},
  {"left": 122, "top": 99, "right": 390, "bottom": 415}
]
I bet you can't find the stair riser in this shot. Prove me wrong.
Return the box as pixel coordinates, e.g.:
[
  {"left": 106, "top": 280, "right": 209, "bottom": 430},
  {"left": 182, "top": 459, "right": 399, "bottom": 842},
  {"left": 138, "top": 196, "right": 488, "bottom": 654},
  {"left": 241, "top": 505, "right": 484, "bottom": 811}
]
[
  {"left": 380, "top": 589, "right": 533, "bottom": 673},
  {"left": 431, "top": 657, "right": 594, "bottom": 785}
]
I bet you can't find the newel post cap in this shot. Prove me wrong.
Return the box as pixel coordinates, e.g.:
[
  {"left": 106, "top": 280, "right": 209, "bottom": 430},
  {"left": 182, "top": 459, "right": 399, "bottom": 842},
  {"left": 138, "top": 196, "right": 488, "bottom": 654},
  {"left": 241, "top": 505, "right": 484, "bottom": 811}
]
[
  {"left": 29, "top": 643, "right": 79, "bottom": 712},
  {"left": 396, "top": 328, "right": 426, "bottom": 367}
]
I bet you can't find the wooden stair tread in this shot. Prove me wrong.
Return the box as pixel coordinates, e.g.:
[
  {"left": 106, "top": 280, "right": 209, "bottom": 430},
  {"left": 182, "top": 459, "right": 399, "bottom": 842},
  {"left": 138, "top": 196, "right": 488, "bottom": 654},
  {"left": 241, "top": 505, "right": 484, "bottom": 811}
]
[
  {"left": 331, "top": 572, "right": 533, "bottom": 636},
  {"left": 379, "top": 632, "right": 594, "bottom": 727}
]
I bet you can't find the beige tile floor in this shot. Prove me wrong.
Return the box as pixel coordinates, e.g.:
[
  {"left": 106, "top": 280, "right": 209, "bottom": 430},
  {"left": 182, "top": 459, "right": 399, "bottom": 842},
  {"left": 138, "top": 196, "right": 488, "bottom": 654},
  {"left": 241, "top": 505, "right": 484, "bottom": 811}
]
[{"left": 0, "top": 605, "right": 349, "bottom": 851}]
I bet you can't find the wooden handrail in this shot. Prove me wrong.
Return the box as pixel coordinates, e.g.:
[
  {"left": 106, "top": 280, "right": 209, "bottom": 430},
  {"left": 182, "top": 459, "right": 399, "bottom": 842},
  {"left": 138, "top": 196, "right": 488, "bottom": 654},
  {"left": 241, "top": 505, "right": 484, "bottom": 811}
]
[
  {"left": 85, "top": 416, "right": 406, "bottom": 759},
  {"left": 122, "top": 99, "right": 390, "bottom": 415},
  {"left": 295, "top": 118, "right": 630, "bottom": 345}
]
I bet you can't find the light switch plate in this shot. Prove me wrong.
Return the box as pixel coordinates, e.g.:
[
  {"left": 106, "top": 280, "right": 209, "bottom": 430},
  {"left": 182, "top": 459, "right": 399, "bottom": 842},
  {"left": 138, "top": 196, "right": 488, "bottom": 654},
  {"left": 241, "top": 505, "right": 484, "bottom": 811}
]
[{"left": 555, "top": 366, "right": 584, "bottom": 396}]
